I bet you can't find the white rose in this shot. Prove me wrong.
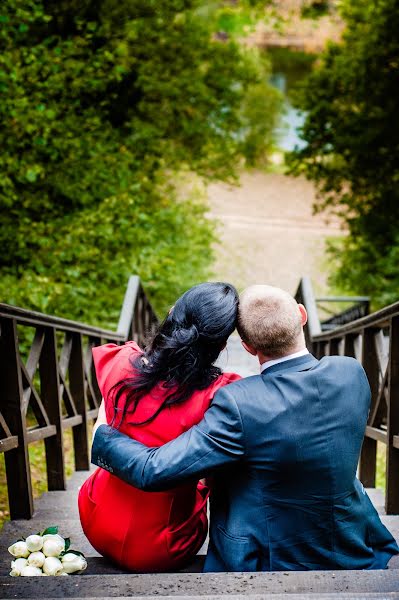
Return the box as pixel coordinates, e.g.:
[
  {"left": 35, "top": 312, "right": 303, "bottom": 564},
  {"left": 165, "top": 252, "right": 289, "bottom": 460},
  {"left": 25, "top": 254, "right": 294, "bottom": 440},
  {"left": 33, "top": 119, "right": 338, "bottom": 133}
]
[
  {"left": 26, "top": 534, "right": 43, "bottom": 552},
  {"left": 42, "top": 534, "right": 65, "bottom": 557},
  {"left": 61, "top": 553, "right": 87, "bottom": 574},
  {"left": 10, "top": 558, "right": 28, "bottom": 576},
  {"left": 8, "top": 541, "right": 30, "bottom": 558},
  {"left": 20, "top": 565, "right": 43, "bottom": 576},
  {"left": 43, "top": 556, "right": 64, "bottom": 576},
  {"left": 27, "top": 551, "right": 45, "bottom": 568}
]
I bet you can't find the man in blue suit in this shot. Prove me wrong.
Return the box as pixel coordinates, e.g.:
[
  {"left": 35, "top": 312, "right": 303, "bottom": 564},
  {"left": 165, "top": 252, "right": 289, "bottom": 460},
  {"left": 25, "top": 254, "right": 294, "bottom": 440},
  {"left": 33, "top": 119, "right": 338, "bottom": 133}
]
[{"left": 92, "top": 285, "right": 399, "bottom": 571}]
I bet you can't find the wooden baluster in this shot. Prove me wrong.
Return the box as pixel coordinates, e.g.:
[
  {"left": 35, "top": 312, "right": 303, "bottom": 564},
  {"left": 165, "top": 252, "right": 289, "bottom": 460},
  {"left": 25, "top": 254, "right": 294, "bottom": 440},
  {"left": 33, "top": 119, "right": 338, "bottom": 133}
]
[
  {"left": 39, "top": 328, "right": 66, "bottom": 490},
  {"left": 133, "top": 298, "right": 140, "bottom": 343},
  {"left": 329, "top": 338, "right": 340, "bottom": 356},
  {"left": 143, "top": 297, "right": 150, "bottom": 340},
  {"left": 343, "top": 334, "right": 356, "bottom": 358},
  {"left": 70, "top": 333, "right": 89, "bottom": 471},
  {"left": 138, "top": 293, "right": 143, "bottom": 341},
  {"left": 386, "top": 316, "right": 399, "bottom": 514},
  {"left": 318, "top": 341, "right": 328, "bottom": 359},
  {"left": 353, "top": 334, "right": 363, "bottom": 362},
  {"left": 138, "top": 294, "right": 144, "bottom": 346},
  {"left": 0, "top": 318, "right": 33, "bottom": 519},
  {"left": 359, "top": 328, "right": 379, "bottom": 487},
  {"left": 89, "top": 336, "right": 102, "bottom": 408}
]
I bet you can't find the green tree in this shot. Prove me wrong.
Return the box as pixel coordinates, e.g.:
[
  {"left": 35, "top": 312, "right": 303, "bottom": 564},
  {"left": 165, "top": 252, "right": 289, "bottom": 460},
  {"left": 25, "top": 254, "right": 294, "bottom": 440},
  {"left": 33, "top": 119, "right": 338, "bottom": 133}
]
[
  {"left": 0, "top": 0, "right": 280, "bottom": 325},
  {"left": 288, "top": 0, "right": 399, "bottom": 307}
]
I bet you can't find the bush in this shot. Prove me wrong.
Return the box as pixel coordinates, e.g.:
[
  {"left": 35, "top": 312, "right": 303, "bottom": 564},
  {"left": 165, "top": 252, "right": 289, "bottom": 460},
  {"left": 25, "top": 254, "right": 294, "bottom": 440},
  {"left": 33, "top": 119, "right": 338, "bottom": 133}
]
[
  {"left": 288, "top": 0, "right": 399, "bottom": 307},
  {"left": 0, "top": 0, "right": 281, "bottom": 323}
]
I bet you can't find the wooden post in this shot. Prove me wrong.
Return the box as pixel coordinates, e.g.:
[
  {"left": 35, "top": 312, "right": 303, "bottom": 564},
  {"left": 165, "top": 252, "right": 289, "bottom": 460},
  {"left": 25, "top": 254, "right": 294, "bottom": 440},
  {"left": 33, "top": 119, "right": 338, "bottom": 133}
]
[
  {"left": 70, "top": 333, "right": 89, "bottom": 471},
  {"left": 0, "top": 318, "right": 34, "bottom": 519},
  {"left": 317, "top": 340, "right": 328, "bottom": 359},
  {"left": 359, "top": 327, "right": 379, "bottom": 487},
  {"left": 329, "top": 338, "right": 340, "bottom": 356},
  {"left": 343, "top": 334, "right": 356, "bottom": 358},
  {"left": 40, "top": 328, "right": 66, "bottom": 491},
  {"left": 386, "top": 316, "right": 399, "bottom": 514},
  {"left": 89, "top": 336, "right": 102, "bottom": 408}
]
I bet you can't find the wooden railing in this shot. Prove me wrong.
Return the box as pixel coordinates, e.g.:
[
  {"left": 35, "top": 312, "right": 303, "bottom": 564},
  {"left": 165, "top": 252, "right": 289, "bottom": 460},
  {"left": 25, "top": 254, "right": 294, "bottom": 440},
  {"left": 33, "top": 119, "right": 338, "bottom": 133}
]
[
  {"left": 0, "top": 276, "right": 158, "bottom": 520},
  {"left": 317, "top": 296, "right": 370, "bottom": 331},
  {"left": 296, "top": 277, "right": 399, "bottom": 514}
]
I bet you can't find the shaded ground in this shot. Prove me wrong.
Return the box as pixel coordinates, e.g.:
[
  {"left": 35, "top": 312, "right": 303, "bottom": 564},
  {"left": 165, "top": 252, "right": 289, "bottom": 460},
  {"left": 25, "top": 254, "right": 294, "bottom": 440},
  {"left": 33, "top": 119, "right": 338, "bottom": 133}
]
[{"left": 208, "top": 171, "right": 343, "bottom": 296}]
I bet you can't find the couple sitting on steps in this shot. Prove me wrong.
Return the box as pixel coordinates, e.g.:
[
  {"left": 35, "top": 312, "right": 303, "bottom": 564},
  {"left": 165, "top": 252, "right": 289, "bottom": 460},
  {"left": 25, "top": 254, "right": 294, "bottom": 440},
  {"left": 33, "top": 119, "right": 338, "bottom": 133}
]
[{"left": 79, "top": 282, "right": 399, "bottom": 573}]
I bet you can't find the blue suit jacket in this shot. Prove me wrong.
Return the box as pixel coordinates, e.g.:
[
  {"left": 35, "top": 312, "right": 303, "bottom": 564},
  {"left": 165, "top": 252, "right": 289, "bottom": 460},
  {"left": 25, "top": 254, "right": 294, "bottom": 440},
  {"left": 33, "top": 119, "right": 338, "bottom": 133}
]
[{"left": 92, "top": 354, "right": 399, "bottom": 571}]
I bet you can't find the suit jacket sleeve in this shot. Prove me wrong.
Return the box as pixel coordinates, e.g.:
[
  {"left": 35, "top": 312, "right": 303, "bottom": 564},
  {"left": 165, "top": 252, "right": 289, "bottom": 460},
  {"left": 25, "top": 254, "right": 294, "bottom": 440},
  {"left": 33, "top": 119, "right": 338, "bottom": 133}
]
[{"left": 91, "top": 385, "right": 245, "bottom": 491}]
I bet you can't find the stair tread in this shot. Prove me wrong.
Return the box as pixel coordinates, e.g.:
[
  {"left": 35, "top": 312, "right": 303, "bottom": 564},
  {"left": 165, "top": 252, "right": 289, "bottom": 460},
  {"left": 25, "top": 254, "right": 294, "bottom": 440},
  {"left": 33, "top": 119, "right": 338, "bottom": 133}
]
[
  {"left": 1, "top": 570, "right": 399, "bottom": 597},
  {"left": 9, "top": 595, "right": 399, "bottom": 600}
]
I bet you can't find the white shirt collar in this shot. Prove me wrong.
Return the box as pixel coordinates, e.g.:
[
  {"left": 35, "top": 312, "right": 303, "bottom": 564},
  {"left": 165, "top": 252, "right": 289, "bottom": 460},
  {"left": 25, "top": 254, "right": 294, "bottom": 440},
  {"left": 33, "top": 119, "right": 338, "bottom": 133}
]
[{"left": 260, "top": 348, "right": 310, "bottom": 373}]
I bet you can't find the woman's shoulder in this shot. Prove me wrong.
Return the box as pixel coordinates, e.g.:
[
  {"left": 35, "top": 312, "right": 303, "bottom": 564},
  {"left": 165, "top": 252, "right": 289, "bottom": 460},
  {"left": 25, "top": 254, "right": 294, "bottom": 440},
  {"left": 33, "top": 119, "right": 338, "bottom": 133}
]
[
  {"left": 92, "top": 341, "right": 142, "bottom": 400},
  {"left": 193, "top": 371, "right": 241, "bottom": 411},
  {"left": 218, "top": 371, "right": 242, "bottom": 386},
  {"left": 207, "top": 371, "right": 241, "bottom": 399}
]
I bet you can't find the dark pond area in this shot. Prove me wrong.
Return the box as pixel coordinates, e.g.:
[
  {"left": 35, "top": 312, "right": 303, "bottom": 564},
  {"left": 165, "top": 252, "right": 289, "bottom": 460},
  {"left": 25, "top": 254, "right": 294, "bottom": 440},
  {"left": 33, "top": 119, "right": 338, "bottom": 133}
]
[{"left": 268, "top": 47, "right": 316, "bottom": 152}]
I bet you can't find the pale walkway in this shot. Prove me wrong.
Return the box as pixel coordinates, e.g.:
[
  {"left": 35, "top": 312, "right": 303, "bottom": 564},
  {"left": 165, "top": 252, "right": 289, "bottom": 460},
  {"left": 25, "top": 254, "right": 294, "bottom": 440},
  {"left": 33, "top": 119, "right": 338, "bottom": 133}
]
[{"left": 208, "top": 171, "right": 343, "bottom": 296}]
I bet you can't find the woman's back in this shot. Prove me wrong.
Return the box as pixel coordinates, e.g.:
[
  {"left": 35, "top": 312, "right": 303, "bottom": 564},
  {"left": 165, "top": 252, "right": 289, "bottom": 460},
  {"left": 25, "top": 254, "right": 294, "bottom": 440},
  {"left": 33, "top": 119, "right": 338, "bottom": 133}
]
[{"left": 79, "top": 341, "right": 239, "bottom": 571}]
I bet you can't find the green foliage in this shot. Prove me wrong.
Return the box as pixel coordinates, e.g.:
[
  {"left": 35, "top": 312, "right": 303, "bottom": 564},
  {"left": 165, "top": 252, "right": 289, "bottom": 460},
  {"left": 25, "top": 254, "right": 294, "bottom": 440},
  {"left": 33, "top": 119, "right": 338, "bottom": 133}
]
[
  {"left": 288, "top": 0, "right": 399, "bottom": 307},
  {"left": 327, "top": 233, "right": 399, "bottom": 310},
  {"left": 240, "top": 79, "right": 282, "bottom": 166},
  {"left": 0, "top": 0, "right": 280, "bottom": 323}
]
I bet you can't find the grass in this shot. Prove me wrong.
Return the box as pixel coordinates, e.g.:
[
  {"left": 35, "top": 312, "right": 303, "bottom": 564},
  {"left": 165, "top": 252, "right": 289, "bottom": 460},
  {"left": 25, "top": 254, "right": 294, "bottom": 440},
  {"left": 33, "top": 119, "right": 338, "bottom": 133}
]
[{"left": 376, "top": 441, "right": 386, "bottom": 490}]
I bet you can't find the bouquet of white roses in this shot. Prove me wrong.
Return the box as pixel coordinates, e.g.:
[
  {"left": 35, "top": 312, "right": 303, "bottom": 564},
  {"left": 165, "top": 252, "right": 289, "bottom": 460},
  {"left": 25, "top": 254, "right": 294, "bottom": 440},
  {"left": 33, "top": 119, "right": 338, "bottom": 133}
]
[{"left": 8, "top": 526, "right": 87, "bottom": 576}]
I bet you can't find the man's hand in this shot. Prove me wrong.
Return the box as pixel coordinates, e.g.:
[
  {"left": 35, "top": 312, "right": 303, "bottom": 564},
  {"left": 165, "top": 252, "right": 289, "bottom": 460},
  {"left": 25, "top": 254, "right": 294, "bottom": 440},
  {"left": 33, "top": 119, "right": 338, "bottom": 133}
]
[{"left": 92, "top": 399, "right": 107, "bottom": 441}]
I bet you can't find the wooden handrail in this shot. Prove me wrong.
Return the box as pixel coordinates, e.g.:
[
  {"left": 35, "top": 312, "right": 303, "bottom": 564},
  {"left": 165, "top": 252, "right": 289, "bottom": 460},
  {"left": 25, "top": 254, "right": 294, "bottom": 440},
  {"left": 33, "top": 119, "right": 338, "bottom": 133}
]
[
  {"left": 0, "top": 304, "right": 123, "bottom": 339},
  {"left": 0, "top": 276, "right": 158, "bottom": 520},
  {"left": 313, "top": 300, "right": 399, "bottom": 340},
  {"left": 295, "top": 276, "right": 322, "bottom": 339},
  {"left": 117, "top": 275, "right": 141, "bottom": 338},
  {"left": 296, "top": 277, "right": 399, "bottom": 514}
]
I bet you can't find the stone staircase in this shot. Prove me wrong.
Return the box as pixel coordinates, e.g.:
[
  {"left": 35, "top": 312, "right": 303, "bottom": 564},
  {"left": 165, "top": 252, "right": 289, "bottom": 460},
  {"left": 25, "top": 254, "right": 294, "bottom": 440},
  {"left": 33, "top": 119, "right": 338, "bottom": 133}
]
[{"left": 1, "top": 338, "right": 399, "bottom": 599}]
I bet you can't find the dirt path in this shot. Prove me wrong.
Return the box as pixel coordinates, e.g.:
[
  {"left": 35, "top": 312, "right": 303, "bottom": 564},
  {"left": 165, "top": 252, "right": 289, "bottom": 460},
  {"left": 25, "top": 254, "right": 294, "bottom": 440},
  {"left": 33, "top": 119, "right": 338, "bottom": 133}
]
[{"left": 207, "top": 171, "right": 344, "bottom": 296}]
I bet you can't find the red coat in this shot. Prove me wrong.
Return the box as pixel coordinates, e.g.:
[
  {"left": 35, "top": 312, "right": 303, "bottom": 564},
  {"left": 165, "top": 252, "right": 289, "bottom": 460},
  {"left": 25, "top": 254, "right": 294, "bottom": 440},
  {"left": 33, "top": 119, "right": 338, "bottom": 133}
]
[{"left": 78, "top": 341, "right": 240, "bottom": 572}]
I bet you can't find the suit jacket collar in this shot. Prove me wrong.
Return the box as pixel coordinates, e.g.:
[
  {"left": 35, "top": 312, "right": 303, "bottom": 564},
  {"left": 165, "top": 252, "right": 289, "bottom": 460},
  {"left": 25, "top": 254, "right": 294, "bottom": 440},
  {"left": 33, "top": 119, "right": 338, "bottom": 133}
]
[{"left": 260, "top": 353, "right": 318, "bottom": 377}]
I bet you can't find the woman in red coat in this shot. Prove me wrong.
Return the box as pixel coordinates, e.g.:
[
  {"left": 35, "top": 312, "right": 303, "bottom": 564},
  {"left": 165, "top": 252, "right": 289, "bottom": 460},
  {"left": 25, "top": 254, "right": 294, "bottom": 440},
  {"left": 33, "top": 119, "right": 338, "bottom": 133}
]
[{"left": 78, "top": 282, "right": 240, "bottom": 572}]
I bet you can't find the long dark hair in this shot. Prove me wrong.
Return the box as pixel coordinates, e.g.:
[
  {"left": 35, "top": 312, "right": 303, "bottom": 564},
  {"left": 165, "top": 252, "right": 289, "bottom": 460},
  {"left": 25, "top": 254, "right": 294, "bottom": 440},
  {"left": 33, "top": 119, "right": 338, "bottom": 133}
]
[{"left": 110, "top": 282, "right": 238, "bottom": 427}]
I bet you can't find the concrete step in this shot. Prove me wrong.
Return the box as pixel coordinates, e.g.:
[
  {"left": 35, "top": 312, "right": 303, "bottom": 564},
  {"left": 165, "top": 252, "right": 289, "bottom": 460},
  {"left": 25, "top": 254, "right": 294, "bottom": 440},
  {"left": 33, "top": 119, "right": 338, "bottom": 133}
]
[
  {"left": 380, "top": 516, "right": 399, "bottom": 541},
  {"left": 10, "top": 596, "right": 399, "bottom": 600},
  {"left": 32, "top": 506, "right": 80, "bottom": 520},
  {"left": 367, "top": 488, "right": 386, "bottom": 515},
  {"left": 2, "top": 570, "right": 399, "bottom": 597},
  {"left": 66, "top": 472, "right": 91, "bottom": 487},
  {"left": 39, "top": 490, "right": 83, "bottom": 500},
  {"left": 35, "top": 492, "right": 81, "bottom": 509}
]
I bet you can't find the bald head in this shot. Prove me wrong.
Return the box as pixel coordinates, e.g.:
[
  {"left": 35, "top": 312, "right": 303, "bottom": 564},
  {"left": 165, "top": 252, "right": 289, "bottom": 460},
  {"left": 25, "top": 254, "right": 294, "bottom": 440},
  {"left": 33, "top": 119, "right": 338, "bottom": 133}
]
[{"left": 237, "top": 285, "right": 305, "bottom": 358}]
